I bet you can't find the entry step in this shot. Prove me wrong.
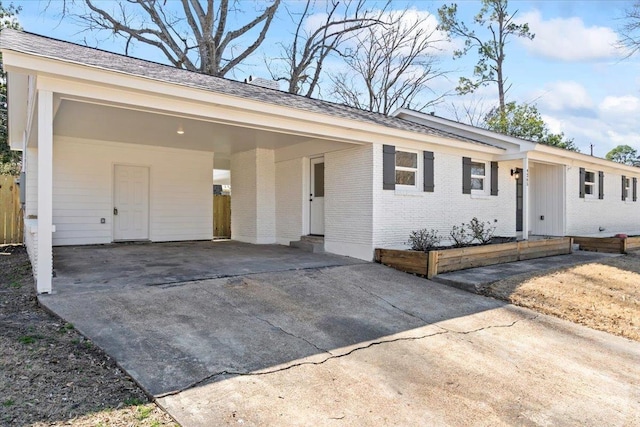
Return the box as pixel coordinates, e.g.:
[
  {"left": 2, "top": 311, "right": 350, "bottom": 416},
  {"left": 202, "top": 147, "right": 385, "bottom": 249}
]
[{"left": 290, "top": 235, "right": 324, "bottom": 253}]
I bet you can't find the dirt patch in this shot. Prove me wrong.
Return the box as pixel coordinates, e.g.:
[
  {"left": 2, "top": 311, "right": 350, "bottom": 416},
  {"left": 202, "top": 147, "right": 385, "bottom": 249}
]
[
  {"left": 483, "top": 252, "right": 640, "bottom": 341},
  {"left": 0, "top": 245, "right": 178, "bottom": 426}
]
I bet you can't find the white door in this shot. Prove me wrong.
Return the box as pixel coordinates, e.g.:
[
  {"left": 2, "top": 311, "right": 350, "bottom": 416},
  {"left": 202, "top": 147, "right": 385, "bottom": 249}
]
[
  {"left": 114, "top": 165, "right": 150, "bottom": 241},
  {"left": 310, "top": 158, "right": 325, "bottom": 235}
]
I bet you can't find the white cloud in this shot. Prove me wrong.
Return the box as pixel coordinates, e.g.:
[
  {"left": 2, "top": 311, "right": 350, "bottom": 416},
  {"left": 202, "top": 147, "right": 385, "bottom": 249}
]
[
  {"left": 532, "top": 81, "right": 594, "bottom": 112},
  {"left": 517, "top": 10, "right": 622, "bottom": 61},
  {"left": 599, "top": 95, "right": 640, "bottom": 115}
]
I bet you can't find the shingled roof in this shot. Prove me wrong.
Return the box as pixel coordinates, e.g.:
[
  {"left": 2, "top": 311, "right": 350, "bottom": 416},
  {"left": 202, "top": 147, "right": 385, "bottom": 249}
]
[{"left": 0, "top": 29, "right": 496, "bottom": 148}]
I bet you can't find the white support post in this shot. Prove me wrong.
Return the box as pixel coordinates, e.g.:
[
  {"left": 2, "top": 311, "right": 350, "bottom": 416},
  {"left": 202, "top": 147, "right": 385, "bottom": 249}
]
[
  {"left": 37, "top": 90, "right": 53, "bottom": 294},
  {"left": 522, "top": 156, "right": 530, "bottom": 240}
]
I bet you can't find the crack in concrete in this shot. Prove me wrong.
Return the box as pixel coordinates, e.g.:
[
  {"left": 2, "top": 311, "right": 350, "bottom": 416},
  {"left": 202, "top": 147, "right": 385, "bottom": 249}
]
[
  {"left": 156, "top": 315, "right": 536, "bottom": 399},
  {"left": 156, "top": 329, "right": 450, "bottom": 399}
]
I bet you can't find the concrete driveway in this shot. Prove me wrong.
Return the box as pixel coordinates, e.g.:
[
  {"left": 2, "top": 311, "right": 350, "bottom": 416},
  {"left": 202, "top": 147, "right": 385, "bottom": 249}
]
[{"left": 40, "top": 242, "right": 640, "bottom": 426}]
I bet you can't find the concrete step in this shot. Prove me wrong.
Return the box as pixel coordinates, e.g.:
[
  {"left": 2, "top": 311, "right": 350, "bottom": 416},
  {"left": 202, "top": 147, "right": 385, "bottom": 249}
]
[{"left": 290, "top": 235, "right": 324, "bottom": 253}]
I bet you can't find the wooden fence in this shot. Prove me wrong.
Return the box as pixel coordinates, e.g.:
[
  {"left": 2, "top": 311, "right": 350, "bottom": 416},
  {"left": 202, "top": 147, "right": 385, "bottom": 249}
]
[
  {"left": 213, "top": 195, "right": 231, "bottom": 238},
  {"left": 375, "top": 237, "right": 573, "bottom": 279},
  {"left": 0, "top": 174, "right": 23, "bottom": 244}
]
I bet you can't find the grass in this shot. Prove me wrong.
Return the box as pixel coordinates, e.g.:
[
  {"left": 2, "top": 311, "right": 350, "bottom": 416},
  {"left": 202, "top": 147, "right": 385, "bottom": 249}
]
[
  {"left": 3, "top": 399, "right": 15, "bottom": 407},
  {"left": 124, "top": 397, "right": 145, "bottom": 406},
  {"left": 483, "top": 253, "right": 640, "bottom": 341},
  {"left": 136, "top": 405, "right": 153, "bottom": 421},
  {"left": 18, "top": 335, "right": 42, "bottom": 344}
]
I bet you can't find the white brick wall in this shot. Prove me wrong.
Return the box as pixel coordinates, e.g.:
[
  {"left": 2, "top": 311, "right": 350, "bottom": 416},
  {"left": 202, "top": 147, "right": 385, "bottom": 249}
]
[
  {"left": 324, "top": 145, "right": 374, "bottom": 260},
  {"left": 565, "top": 166, "right": 640, "bottom": 236},
  {"left": 275, "top": 158, "right": 305, "bottom": 245},
  {"left": 231, "top": 148, "right": 276, "bottom": 244},
  {"left": 24, "top": 219, "right": 38, "bottom": 277},
  {"left": 372, "top": 144, "right": 516, "bottom": 250},
  {"left": 52, "top": 137, "right": 213, "bottom": 245}
]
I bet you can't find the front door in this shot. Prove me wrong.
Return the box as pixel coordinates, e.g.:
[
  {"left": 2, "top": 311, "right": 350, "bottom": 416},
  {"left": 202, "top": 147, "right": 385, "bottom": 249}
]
[
  {"left": 114, "top": 165, "right": 150, "bottom": 241},
  {"left": 516, "top": 168, "right": 523, "bottom": 232},
  {"left": 309, "top": 158, "right": 325, "bottom": 235}
]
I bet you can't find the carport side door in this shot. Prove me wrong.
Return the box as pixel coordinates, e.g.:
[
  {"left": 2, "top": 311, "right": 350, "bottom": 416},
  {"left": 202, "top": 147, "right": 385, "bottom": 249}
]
[
  {"left": 309, "top": 157, "right": 325, "bottom": 236},
  {"left": 113, "top": 165, "right": 150, "bottom": 241}
]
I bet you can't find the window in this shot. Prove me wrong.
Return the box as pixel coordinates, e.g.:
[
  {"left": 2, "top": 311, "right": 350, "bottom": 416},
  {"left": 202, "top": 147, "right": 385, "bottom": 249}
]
[
  {"left": 462, "top": 158, "right": 497, "bottom": 196},
  {"left": 584, "top": 171, "right": 596, "bottom": 197},
  {"left": 624, "top": 176, "right": 631, "bottom": 201},
  {"left": 470, "top": 161, "right": 487, "bottom": 193},
  {"left": 395, "top": 150, "right": 418, "bottom": 188}
]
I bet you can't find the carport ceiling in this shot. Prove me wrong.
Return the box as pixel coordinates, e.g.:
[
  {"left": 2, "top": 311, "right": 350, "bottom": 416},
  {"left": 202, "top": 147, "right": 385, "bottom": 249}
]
[{"left": 53, "top": 99, "right": 310, "bottom": 154}]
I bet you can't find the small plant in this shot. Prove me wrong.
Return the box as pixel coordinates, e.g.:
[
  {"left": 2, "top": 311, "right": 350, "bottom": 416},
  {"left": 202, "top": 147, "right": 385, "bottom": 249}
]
[
  {"left": 124, "top": 397, "right": 145, "bottom": 406},
  {"left": 468, "top": 217, "right": 497, "bottom": 245},
  {"left": 2, "top": 399, "right": 14, "bottom": 407},
  {"left": 407, "top": 229, "right": 441, "bottom": 252},
  {"left": 18, "top": 335, "right": 41, "bottom": 345},
  {"left": 449, "top": 223, "right": 473, "bottom": 247},
  {"left": 136, "top": 405, "right": 153, "bottom": 421},
  {"left": 9, "top": 281, "right": 21, "bottom": 289}
]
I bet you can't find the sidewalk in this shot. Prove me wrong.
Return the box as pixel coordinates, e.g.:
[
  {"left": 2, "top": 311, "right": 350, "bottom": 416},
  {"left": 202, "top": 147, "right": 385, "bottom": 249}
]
[{"left": 432, "top": 250, "right": 620, "bottom": 293}]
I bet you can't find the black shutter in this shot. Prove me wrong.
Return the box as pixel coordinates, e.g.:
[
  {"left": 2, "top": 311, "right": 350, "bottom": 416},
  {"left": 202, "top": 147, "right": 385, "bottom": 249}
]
[
  {"left": 490, "top": 161, "right": 499, "bottom": 196},
  {"left": 634, "top": 178, "right": 638, "bottom": 202},
  {"left": 462, "top": 157, "right": 472, "bottom": 194},
  {"left": 598, "top": 171, "right": 604, "bottom": 199},
  {"left": 383, "top": 145, "right": 395, "bottom": 190},
  {"left": 579, "top": 167, "right": 585, "bottom": 198},
  {"left": 423, "top": 151, "right": 434, "bottom": 192},
  {"left": 622, "top": 175, "right": 627, "bottom": 201}
]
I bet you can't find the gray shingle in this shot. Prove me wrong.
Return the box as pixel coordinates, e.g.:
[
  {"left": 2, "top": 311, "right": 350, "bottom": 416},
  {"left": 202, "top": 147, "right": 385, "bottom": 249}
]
[{"left": 0, "top": 29, "right": 496, "bottom": 148}]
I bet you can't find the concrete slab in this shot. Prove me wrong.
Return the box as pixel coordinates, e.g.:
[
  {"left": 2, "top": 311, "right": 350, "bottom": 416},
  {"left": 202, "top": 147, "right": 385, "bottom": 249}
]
[
  {"left": 40, "top": 246, "right": 640, "bottom": 426},
  {"left": 433, "top": 250, "right": 619, "bottom": 293},
  {"left": 52, "top": 240, "right": 363, "bottom": 293}
]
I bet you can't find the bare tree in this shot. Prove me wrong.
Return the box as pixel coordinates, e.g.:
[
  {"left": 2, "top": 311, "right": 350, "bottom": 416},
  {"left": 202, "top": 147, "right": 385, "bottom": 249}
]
[
  {"left": 446, "top": 98, "right": 490, "bottom": 127},
  {"left": 61, "top": 0, "right": 280, "bottom": 77},
  {"left": 437, "top": 0, "right": 533, "bottom": 112},
  {"left": 330, "top": 9, "right": 447, "bottom": 115},
  {"left": 266, "top": 0, "right": 386, "bottom": 97},
  {"left": 620, "top": 1, "right": 640, "bottom": 57}
]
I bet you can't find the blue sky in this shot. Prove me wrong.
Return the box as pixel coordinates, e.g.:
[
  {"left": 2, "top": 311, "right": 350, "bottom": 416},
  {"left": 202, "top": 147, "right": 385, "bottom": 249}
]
[{"left": 12, "top": 0, "right": 640, "bottom": 157}]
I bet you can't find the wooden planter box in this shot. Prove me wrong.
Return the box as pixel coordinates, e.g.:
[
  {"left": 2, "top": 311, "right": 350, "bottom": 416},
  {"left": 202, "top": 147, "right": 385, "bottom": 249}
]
[
  {"left": 572, "top": 236, "right": 640, "bottom": 254},
  {"left": 375, "top": 237, "right": 573, "bottom": 279}
]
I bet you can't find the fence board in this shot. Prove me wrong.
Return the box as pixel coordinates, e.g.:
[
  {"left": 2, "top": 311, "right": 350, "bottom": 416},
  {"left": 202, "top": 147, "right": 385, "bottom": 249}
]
[
  {"left": 572, "top": 237, "right": 624, "bottom": 253},
  {"left": 376, "top": 248, "right": 428, "bottom": 275},
  {"left": 627, "top": 237, "right": 640, "bottom": 251},
  {"left": 0, "top": 175, "right": 23, "bottom": 244},
  {"left": 213, "top": 195, "right": 231, "bottom": 238}
]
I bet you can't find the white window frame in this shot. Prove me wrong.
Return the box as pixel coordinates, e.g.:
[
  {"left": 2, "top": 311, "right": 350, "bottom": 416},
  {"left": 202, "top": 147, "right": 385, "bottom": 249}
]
[
  {"left": 584, "top": 170, "right": 597, "bottom": 199},
  {"left": 395, "top": 149, "right": 421, "bottom": 191},
  {"left": 624, "top": 177, "right": 631, "bottom": 201},
  {"left": 471, "top": 160, "right": 490, "bottom": 196}
]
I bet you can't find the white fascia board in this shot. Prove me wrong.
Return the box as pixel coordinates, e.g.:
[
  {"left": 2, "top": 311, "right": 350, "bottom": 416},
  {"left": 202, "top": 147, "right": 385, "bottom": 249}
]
[
  {"left": 7, "top": 50, "right": 503, "bottom": 155},
  {"left": 532, "top": 144, "right": 640, "bottom": 174},
  {"left": 393, "top": 108, "right": 536, "bottom": 151}
]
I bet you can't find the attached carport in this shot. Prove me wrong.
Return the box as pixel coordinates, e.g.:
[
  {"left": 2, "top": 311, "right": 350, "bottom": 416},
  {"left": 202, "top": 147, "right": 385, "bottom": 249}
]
[{"left": 51, "top": 240, "right": 363, "bottom": 293}]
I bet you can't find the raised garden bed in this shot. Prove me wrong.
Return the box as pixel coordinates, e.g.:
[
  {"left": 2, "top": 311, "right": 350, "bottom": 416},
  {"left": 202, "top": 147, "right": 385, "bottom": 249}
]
[
  {"left": 375, "top": 237, "right": 573, "bottom": 279},
  {"left": 572, "top": 236, "right": 640, "bottom": 254}
]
